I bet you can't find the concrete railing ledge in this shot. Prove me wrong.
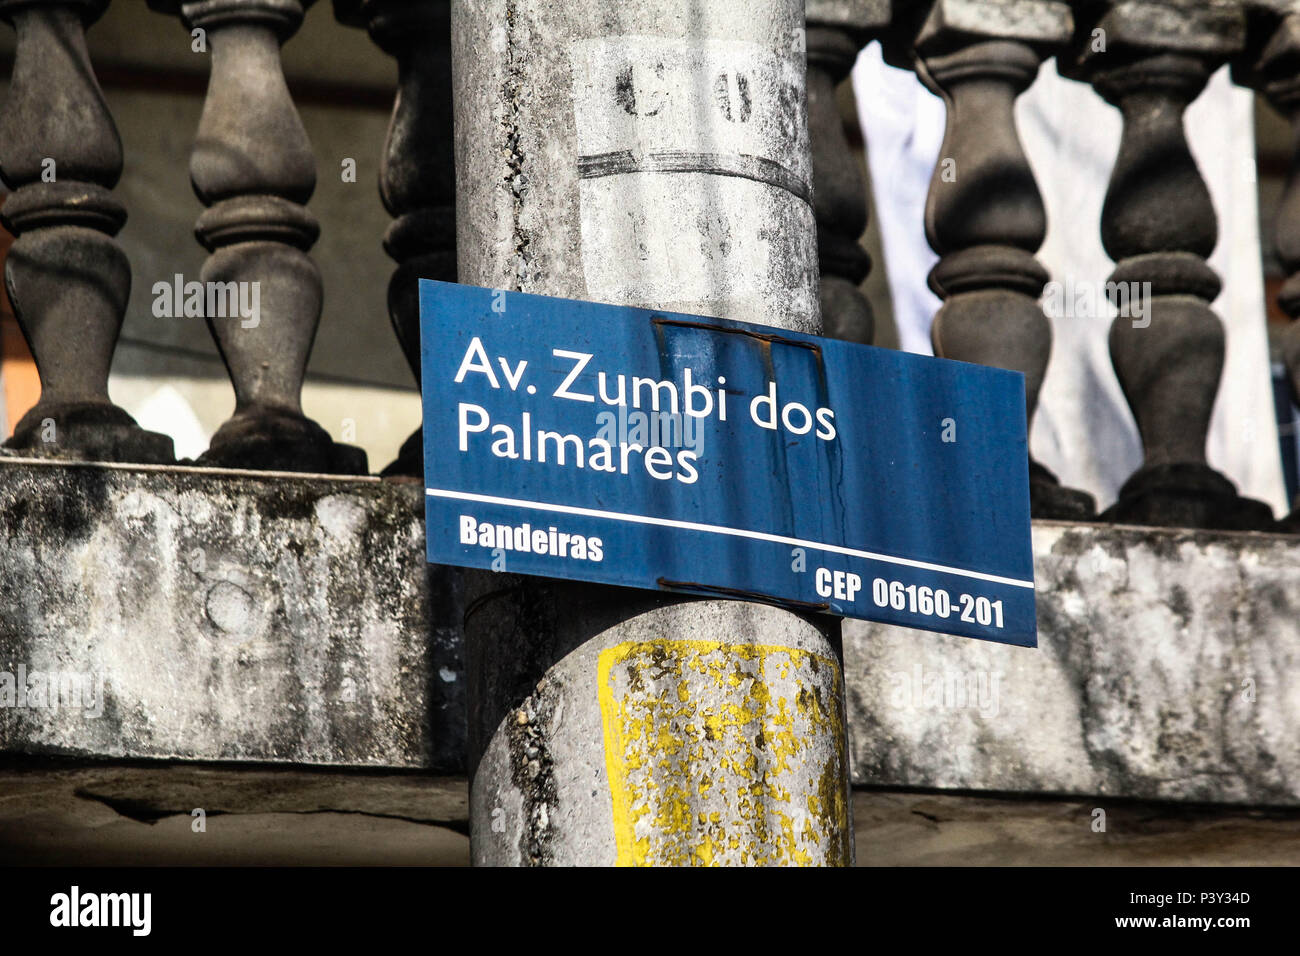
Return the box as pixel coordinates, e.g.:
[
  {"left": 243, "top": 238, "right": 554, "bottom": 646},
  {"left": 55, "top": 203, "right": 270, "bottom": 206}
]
[{"left": 3, "top": 461, "right": 1299, "bottom": 809}]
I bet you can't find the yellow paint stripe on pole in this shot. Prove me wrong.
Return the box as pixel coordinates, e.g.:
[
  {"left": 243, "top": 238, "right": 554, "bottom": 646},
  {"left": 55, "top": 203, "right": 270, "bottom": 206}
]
[{"left": 598, "top": 638, "right": 850, "bottom": 866}]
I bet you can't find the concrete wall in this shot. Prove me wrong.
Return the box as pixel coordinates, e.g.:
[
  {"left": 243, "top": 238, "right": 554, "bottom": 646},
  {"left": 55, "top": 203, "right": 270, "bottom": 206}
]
[
  {"left": 846, "top": 521, "right": 1300, "bottom": 806},
  {"left": 0, "top": 460, "right": 464, "bottom": 770},
  {"left": 4, "top": 460, "right": 1299, "bottom": 811}
]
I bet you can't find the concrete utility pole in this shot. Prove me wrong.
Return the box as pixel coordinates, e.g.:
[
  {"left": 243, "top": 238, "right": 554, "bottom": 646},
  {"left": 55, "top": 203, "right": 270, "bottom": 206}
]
[{"left": 453, "top": 0, "right": 853, "bottom": 865}]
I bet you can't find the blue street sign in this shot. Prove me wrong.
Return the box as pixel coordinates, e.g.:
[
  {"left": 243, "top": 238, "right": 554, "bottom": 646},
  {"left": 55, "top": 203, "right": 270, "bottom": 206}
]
[{"left": 420, "top": 280, "right": 1037, "bottom": 647}]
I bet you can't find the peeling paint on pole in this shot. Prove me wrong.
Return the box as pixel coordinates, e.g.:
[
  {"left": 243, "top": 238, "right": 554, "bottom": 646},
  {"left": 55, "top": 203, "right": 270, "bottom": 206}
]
[
  {"left": 453, "top": 0, "right": 852, "bottom": 866},
  {"left": 570, "top": 36, "right": 818, "bottom": 323},
  {"left": 467, "top": 594, "right": 848, "bottom": 866},
  {"left": 599, "top": 639, "right": 849, "bottom": 866}
]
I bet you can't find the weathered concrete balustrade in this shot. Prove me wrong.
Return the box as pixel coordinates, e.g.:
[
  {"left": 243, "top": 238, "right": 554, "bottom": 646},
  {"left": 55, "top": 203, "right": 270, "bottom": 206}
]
[
  {"left": 3, "top": 459, "right": 1300, "bottom": 812},
  {"left": 906, "top": 0, "right": 1099, "bottom": 522},
  {"left": 1063, "top": 0, "right": 1276, "bottom": 531},
  {"left": 334, "top": 0, "right": 456, "bottom": 477},
  {"left": 806, "top": 0, "right": 887, "bottom": 346},
  {"left": 0, "top": 0, "right": 175, "bottom": 464},
  {"left": 0, "top": 0, "right": 1292, "bottom": 539},
  {"left": 1242, "top": 0, "right": 1300, "bottom": 528},
  {"left": 148, "top": 0, "right": 368, "bottom": 475}
]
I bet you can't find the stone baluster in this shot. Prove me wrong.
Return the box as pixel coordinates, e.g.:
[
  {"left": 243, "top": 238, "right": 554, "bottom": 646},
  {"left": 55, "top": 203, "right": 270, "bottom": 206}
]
[
  {"left": 806, "top": 0, "right": 888, "bottom": 345},
  {"left": 0, "top": 0, "right": 174, "bottom": 463},
  {"left": 1240, "top": 1, "right": 1300, "bottom": 530},
  {"left": 334, "top": 0, "right": 454, "bottom": 477},
  {"left": 149, "top": 0, "right": 366, "bottom": 474},
  {"left": 1070, "top": 0, "right": 1272, "bottom": 529},
  {"left": 909, "top": 0, "right": 1097, "bottom": 519}
]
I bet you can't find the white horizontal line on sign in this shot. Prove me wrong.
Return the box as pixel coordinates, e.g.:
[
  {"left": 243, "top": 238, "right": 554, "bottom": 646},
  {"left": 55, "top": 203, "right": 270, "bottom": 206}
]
[{"left": 427, "top": 487, "right": 1036, "bottom": 590}]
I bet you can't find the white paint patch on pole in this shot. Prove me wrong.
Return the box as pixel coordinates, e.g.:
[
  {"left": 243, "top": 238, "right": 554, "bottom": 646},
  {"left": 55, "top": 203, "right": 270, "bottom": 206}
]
[{"left": 570, "top": 36, "right": 819, "bottom": 328}]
